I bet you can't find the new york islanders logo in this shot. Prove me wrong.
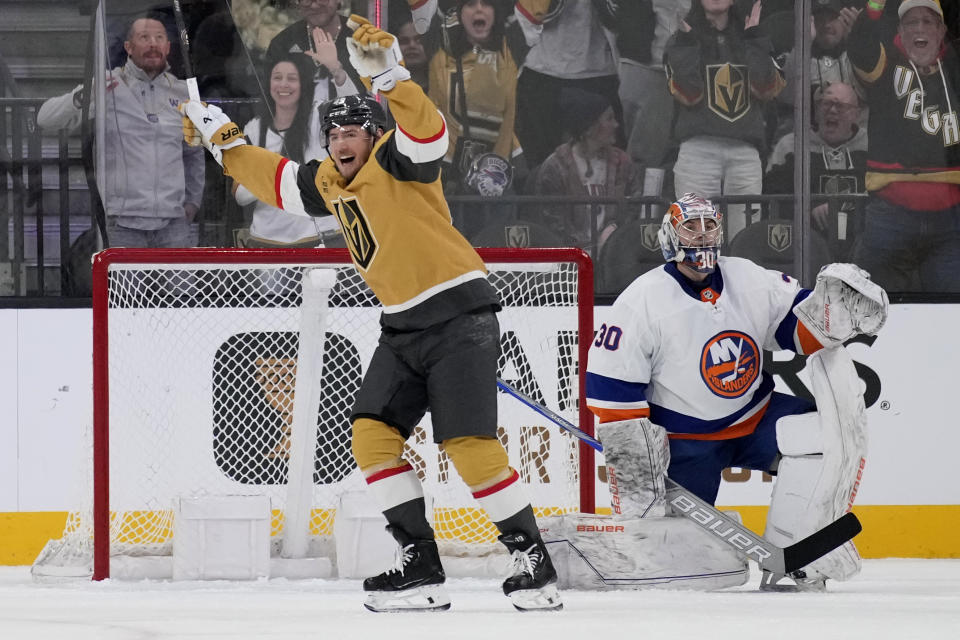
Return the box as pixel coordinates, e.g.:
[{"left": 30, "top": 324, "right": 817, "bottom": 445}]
[{"left": 700, "top": 331, "right": 760, "bottom": 398}]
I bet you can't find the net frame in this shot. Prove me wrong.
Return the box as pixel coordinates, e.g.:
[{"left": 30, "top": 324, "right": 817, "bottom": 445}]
[{"left": 88, "top": 247, "right": 595, "bottom": 580}]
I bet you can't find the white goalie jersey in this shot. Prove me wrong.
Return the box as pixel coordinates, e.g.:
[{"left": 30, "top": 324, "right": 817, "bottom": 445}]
[{"left": 586, "top": 257, "right": 824, "bottom": 438}]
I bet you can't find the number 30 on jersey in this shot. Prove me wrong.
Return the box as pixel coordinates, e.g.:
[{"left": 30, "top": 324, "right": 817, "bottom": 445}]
[{"left": 594, "top": 323, "right": 622, "bottom": 351}]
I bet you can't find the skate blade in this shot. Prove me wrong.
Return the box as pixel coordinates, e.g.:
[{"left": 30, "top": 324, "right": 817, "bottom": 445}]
[
  {"left": 363, "top": 584, "right": 451, "bottom": 612},
  {"left": 507, "top": 584, "right": 563, "bottom": 612},
  {"left": 759, "top": 574, "right": 827, "bottom": 593},
  {"left": 759, "top": 581, "right": 827, "bottom": 593}
]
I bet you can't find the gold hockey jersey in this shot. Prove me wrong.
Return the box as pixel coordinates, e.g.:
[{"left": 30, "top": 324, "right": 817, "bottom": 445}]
[
  {"left": 428, "top": 43, "right": 522, "bottom": 164},
  {"left": 221, "top": 80, "right": 499, "bottom": 330}
]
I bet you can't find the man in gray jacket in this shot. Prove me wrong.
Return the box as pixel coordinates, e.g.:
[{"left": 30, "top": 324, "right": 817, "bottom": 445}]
[{"left": 38, "top": 13, "right": 204, "bottom": 248}]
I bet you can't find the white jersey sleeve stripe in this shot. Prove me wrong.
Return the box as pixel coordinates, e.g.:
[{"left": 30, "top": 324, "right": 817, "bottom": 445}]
[
  {"left": 275, "top": 157, "right": 308, "bottom": 218},
  {"left": 587, "top": 398, "right": 650, "bottom": 411},
  {"left": 393, "top": 113, "right": 448, "bottom": 164}
]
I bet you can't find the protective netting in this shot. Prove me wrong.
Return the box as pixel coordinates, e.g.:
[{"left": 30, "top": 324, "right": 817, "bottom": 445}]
[{"left": 34, "top": 250, "right": 589, "bottom": 578}]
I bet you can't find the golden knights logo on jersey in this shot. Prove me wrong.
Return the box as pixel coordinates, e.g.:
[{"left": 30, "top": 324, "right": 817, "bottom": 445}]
[
  {"left": 706, "top": 63, "right": 750, "bottom": 122},
  {"left": 332, "top": 195, "right": 378, "bottom": 270}
]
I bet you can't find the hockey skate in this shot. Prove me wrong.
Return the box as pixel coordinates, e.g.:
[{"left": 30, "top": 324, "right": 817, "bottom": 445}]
[
  {"left": 759, "top": 569, "right": 827, "bottom": 593},
  {"left": 363, "top": 526, "right": 450, "bottom": 612},
  {"left": 498, "top": 532, "right": 563, "bottom": 611}
]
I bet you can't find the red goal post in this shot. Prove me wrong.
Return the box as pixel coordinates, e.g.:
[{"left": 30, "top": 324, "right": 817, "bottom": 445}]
[{"left": 76, "top": 247, "right": 595, "bottom": 580}]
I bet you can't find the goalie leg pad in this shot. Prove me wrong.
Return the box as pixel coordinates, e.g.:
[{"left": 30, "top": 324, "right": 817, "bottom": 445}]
[
  {"left": 596, "top": 419, "right": 670, "bottom": 519},
  {"left": 766, "top": 347, "right": 866, "bottom": 581},
  {"left": 540, "top": 514, "right": 748, "bottom": 591}
]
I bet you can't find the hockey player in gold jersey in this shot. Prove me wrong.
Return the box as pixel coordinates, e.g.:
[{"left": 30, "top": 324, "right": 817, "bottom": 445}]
[{"left": 180, "top": 15, "right": 561, "bottom": 613}]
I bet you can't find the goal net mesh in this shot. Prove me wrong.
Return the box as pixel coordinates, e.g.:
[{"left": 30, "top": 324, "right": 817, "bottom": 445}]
[{"left": 33, "top": 249, "right": 592, "bottom": 579}]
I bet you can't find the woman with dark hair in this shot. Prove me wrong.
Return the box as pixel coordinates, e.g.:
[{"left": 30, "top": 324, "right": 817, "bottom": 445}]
[
  {"left": 533, "top": 88, "right": 640, "bottom": 256},
  {"left": 665, "top": 0, "right": 785, "bottom": 241},
  {"left": 233, "top": 55, "right": 338, "bottom": 247},
  {"left": 428, "top": 0, "right": 524, "bottom": 194}
]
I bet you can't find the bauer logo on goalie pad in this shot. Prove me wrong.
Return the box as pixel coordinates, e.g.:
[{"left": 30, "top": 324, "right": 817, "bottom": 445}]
[
  {"left": 700, "top": 331, "right": 760, "bottom": 398},
  {"left": 575, "top": 524, "right": 625, "bottom": 533}
]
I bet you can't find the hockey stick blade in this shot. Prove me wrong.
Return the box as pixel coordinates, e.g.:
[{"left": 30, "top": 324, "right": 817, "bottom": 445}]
[
  {"left": 496, "top": 378, "right": 602, "bottom": 451},
  {"left": 781, "top": 511, "right": 862, "bottom": 573},
  {"left": 665, "top": 478, "right": 862, "bottom": 574}
]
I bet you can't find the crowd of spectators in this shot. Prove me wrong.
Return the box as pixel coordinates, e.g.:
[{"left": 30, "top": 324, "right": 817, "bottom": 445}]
[{"left": 32, "top": 0, "right": 960, "bottom": 294}]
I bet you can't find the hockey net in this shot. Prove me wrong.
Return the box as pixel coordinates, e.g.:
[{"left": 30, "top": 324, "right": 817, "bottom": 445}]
[{"left": 33, "top": 247, "right": 595, "bottom": 580}]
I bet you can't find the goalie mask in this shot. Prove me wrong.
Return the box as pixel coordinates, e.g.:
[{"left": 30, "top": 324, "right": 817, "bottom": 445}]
[
  {"left": 319, "top": 95, "right": 387, "bottom": 147},
  {"left": 658, "top": 193, "right": 723, "bottom": 274}
]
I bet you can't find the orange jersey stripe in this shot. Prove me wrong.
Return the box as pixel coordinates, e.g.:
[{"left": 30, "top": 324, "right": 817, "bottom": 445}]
[
  {"left": 797, "top": 321, "right": 824, "bottom": 356},
  {"left": 588, "top": 405, "right": 650, "bottom": 424},
  {"left": 668, "top": 400, "right": 769, "bottom": 441}
]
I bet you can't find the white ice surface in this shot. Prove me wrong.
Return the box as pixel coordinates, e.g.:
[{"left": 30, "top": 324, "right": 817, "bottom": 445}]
[{"left": 1, "top": 560, "right": 958, "bottom": 640}]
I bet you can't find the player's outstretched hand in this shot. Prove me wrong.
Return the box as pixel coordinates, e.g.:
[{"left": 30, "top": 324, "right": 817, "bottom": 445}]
[
  {"left": 179, "top": 101, "right": 245, "bottom": 166},
  {"left": 346, "top": 14, "right": 410, "bottom": 94}
]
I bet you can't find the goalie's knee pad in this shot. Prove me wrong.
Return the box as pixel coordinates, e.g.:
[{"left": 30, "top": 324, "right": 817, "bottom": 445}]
[
  {"left": 352, "top": 418, "right": 407, "bottom": 471},
  {"left": 766, "top": 347, "right": 866, "bottom": 581},
  {"left": 596, "top": 418, "right": 669, "bottom": 519},
  {"left": 441, "top": 435, "right": 510, "bottom": 488}
]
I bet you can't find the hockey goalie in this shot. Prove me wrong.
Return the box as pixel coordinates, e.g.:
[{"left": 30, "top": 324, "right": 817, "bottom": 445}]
[{"left": 553, "top": 194, "right": 887, "bottom": 591}]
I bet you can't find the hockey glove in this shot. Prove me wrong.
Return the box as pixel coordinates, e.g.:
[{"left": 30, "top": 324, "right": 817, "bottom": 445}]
[
  {"left": 179, "top": 101, "right": 246, "bottom": 166},
  {"left": 793, "top": 263, "right": 889, "bottom": 348},
  {"left": 346, "top": 15, "right": 410, "bottom": 94}
]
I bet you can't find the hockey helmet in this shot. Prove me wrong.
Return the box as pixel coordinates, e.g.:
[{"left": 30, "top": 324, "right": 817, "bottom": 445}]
[
  {"left": 658, "top": 193, "right": 723, "bottom": 274},
  {"left": 319, "top": 95, "right": 387, "bottom": 143}
]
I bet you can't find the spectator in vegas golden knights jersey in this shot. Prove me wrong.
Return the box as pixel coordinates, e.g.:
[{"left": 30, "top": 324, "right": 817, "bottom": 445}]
[
  {"left": 180, "top": 14, "right": 561, "bottom": 613},
  {"left": 664, "top": 0, "right": 786, "bottom": 242},
  {"left": 428, "top": 0, "right": 525, "bottom": 195},
  {"left": 765, "top": 82, "right": 868, "bottom": 261},
  {"left": 847, "top": 0, "right": 960, "bottom": 293}
]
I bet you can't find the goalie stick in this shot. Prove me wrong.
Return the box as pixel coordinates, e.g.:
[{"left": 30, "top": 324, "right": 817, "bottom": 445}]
[
  {"left": 497, "top": 378, "right": 862, "bottom": 574},
  {"left": 496, "top": 378, "right": 602, "bottom": 451}
]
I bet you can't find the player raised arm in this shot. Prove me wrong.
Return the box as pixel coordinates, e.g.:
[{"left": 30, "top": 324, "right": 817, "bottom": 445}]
[{"left": 345, "top": 14, "right": 448, "bottom": 164}]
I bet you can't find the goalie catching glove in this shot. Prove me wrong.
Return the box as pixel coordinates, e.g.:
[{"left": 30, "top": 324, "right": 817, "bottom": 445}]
[
  {"left": 179, "top": 101, "right": 246, "bottom": 166},
  {"left": 793, "top": 263, "right": 889, "bottom": 348},
  {"left": 346, "top": 15, "right": 410, "bottom": 95}
]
